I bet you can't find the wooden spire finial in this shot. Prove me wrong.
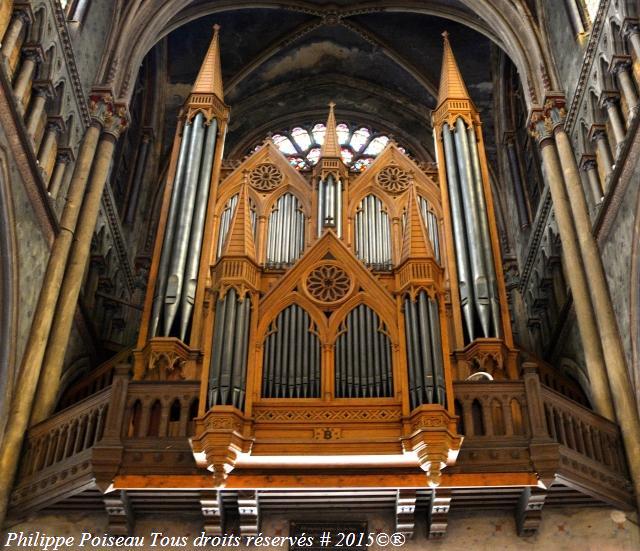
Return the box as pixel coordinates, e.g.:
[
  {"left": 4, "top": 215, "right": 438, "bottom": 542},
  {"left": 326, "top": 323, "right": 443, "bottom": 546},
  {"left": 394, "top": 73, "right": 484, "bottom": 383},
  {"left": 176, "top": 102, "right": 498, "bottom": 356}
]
[
  {"left": 437, "top": 32, "right": 471, "bottom": 108},
  {"left": 320, "top": 101, "right": 341, "bottom": 158},
  {"left": 192, "top": 24, "right": 224, "bottom": 101},
  {"left": 221, "top": 179, "right": 256, "bottom": 260},
  {"left": 401, "top": 185, "right": 436, "bottom": 262}
]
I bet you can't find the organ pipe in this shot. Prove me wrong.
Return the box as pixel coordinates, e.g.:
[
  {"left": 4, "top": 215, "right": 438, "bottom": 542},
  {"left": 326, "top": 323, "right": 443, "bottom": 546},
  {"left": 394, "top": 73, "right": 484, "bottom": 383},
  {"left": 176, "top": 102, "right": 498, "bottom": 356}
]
[
  {"left": 335, "top": 305, "right": 393, "bottom": 398},
  {"left": 404, "top": 291, "right": 446, "bottom": 409},
  {"left": 355, "top": 195, "right": 392, "bottom": 270},
  {"left": 262, "top": 305, "right": 320, "bottom": 398},
  {"left": 316, "top": 174, "right": 342, "bottom": 237},
  {"left": 209, "top": 288, "right": 251, "bottom": 409},
  {"left": 266, "top": 193, "right": 305, "bottom": 267}
]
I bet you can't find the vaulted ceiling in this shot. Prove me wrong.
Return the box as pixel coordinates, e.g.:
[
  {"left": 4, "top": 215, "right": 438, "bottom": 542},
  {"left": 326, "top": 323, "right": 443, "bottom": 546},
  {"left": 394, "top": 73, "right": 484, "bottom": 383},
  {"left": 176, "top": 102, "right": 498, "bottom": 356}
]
[{"left": 161, "top": 7, "right": 497, "bottom": 163}]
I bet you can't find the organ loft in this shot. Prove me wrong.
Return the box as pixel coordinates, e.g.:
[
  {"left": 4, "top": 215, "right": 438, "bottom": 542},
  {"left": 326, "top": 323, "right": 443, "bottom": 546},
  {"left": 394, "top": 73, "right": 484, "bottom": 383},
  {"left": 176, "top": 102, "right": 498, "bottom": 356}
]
[{"left": 2, "top": 1, "right": 640, "bottom": 545}]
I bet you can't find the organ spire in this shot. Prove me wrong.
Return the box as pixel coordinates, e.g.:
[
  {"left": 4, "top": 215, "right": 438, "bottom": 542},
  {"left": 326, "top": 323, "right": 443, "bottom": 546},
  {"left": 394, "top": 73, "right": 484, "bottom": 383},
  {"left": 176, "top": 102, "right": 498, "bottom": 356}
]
[
  {"left": 192, "top": 24, "right": 224, "bottom": 100},
  {"left": 401, "top": 185, "right": 436, "bottom": 263},
  {"left": 221, "top": 178, "right": 256, "bottom": 261},
  {"left": 320, "top": 102, "right": 341, "bottom": 159},
  {"left": 437, "top": 31, "right": 472, "bottom": 108}
]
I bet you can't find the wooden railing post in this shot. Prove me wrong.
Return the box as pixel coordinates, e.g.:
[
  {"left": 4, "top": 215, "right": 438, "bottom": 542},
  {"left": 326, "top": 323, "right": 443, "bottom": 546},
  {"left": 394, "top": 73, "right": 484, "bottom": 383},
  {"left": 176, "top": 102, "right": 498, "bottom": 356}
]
[
  {"left": 92, "top": 363, "right": 130, "bottom": 492},
  {"left": 522, "top": 362, "right": 559, "bottom": 488}
]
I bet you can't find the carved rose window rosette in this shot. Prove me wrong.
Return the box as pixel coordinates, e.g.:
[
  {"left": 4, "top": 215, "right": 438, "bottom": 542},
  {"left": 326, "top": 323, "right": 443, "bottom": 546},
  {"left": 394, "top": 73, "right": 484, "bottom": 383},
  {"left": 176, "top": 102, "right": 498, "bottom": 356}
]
[
  {"left": 304, "top": 262, "right": 354, "bottom": 306},
  {"left": 376, "top": 165, "right": 412, "bottom": 194},
  {"left": 249, "top": 163, "right": 283, "bottom": 192}
]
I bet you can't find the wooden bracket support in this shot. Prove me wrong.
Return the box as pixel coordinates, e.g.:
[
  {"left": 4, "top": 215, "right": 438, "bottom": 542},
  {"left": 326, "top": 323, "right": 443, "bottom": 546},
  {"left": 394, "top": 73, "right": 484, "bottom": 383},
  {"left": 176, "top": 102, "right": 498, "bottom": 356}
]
[
  {"left": 200, "top": 490, "right": 225, "bottom": 535},
  {"left": 395, "top": 489, "right": 417, "bottom": 538},
  {"left": 103, "top": 490, "right": 134, "bottom": 535},
  {"left": 238, "top": 490, "right": 260, "bottom": 535},
  {"left": 516, "top": 487, "right": 547, "bottom": 537},
  {"left": 427, "top": 488, "right": 452, "bottom": 539}
]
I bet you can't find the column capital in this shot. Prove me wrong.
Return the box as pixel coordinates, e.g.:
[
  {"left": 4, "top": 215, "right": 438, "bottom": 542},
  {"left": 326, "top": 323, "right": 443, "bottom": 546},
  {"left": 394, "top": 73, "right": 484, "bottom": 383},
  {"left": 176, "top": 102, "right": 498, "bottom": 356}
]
[
  {"left": 21, "top": 44, "right": 44, "bottom": 64},
  {"left": 56, "top": 147, "right": 74, "bottom": 164},
  {"left": 587, "top": 123, "right": 608, "bottom": 143},
  {"left": 12, "top": 5, "right": 34, "bottom": 26},
  {"left": 599, "top": 90, "right": 621, "bottom": 109},
  {"left": 609, "top": 54, "right": 633, "bottom": 75},
  {"left": 579, "top": 154, "right": 597, "bottom": 172},
  {"left": 33, "top": 79, "right": 55, "bottom": 99},
  {"left": 528, "top": 93, "right": 567, "bottom": 143},
  {"left": 45, "top": 116, "right": 66, "bottom": 136},
  {"left": 88, "top": 89, "right": 129, "bottom": 138},
  {"left": 622, "top": 17, "right": 640, "bottom": 39}
]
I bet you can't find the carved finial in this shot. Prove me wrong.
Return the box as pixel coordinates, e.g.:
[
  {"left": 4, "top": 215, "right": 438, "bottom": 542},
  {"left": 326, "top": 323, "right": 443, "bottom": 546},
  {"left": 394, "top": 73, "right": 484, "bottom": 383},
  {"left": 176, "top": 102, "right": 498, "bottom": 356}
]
[
  {"left": 442, "top": 30, "right": 449, "bottom": 40},
  {"left": 191, "top": 24, "right": 224, "bottom": 101}
]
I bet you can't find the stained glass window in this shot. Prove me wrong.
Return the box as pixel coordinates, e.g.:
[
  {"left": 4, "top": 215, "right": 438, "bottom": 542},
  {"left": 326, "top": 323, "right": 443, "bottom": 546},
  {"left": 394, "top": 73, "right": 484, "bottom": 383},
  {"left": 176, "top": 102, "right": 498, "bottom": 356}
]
[{"left": 257, "top": 122, "right": 410, "bottom": 172}]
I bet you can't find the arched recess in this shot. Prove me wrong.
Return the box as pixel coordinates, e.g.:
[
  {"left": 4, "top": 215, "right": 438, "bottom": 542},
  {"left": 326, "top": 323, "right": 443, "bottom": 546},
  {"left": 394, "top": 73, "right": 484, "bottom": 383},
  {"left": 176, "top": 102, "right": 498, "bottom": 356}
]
[
  {"left": 104, "top": 1, "right": 553, "bottom": 110},
  {"left": 0, "top": 150, "right": 18, "bottom": 440}
]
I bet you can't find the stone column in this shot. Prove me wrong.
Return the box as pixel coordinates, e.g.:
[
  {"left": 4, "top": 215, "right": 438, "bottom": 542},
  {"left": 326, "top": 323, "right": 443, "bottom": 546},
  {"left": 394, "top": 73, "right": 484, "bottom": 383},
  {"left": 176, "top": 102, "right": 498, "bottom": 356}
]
[
  {"left": 600, "top": 93, "right": 626, "bottom": 147},
  {"left": 623, "top": 19, "right": 640, "bottom": 70},
  {"left": 0, "top": 93, "right": 120, "bottom": 527},
  {"left": 579, "top": 155, "right": 603, "bottom": 206},
  {"left": 1, "top": 9, "right": 30, "bottom": 73},
  {"left": 31, "top": 103, "right": 128, "bottom": 424},
  {"left": 529, "top": 110, "right": 614, "bottom": 421},
  {"left": 505, "top": 134, "right": 529, "bottom": 228},
  {"left": 37, "top": 118, "right": 63, "bottom": 184},
  {"left": 611, "top": 56, "right": 639, "bottom": 117},
  {"left": 546, "top": 96, "right": 640, "bottom": 509},
  {"left": 588, "top": 125, "right": 614, "bottom": 184},
  {"left": 12, "top": 49, "right": 38, "bottom": 108},
  {"left": 48, "top": 149, "right": 72, "bottom": 199},
  {"left": 25, "top": 86, "right": 49, "bottom": 146},
  {"left": 0, "top": 0, "right": 13, "bottom": 45},
  {"left": 124, "top": 129, "right": 152, "bottom": 225}
]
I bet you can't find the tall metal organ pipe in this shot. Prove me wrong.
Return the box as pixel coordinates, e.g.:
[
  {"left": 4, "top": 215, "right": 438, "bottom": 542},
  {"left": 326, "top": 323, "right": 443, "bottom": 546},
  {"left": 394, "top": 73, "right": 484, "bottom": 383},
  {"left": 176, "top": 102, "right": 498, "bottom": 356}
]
[
  {"left": 316, "top": 174, "right": 343, "bottom": 237},
  {"left": 453, "top": 117, "right": 490, "bottom": 338},
  {"left": 442, "top": 123, "right": 474, "bottom": 341},
  {"left": 404, "top": 291, "right": 446, "bottom": 409},
  {"left": 466, "top": 126, "right": 501, "bottom": 336},
  {"left": 149, "top": 122, "right": 194, "bottom": 337},
  {"left": 262, "top": 305, "right": 320, "bottom": 398},
  {"left": 335, "top": 305, "right": 393, "bottom": 398},
  {"left": 355, "top": 195, "right": 392, "bottom": 270},
  {"left": 266, "top": 193, "right": 305, "bottom": 267},
  {"left": 209, "top": 288, "right": 252, "bottom": 409},
  {"left": 179, "top": 118, "right": 219, "bottom": 340}
]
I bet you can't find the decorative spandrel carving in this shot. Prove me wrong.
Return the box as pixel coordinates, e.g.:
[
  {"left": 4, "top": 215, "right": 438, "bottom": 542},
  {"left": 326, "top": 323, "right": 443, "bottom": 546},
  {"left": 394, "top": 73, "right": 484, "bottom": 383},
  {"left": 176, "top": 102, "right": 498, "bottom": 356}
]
[
  {"left": 249, "top": 163, "right": 283, "bottom": 192},
  {"left": 377, "top": 165, "right": 412, "bottom": 194},
  {"left": 304, "top": 262, "right": 353, "bottom": 305}
]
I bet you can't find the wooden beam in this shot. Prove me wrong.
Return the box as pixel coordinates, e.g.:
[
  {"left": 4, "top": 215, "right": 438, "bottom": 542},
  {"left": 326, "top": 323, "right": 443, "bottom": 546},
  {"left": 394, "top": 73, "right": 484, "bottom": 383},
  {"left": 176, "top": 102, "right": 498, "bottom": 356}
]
[
  {"left": 112, "top": 472, "right": 539, "bottom": 489},
  {"left": 427, "top": 489, "right": 451, "bottom": 539},
  {"left": 395, "top": 489, "right": 416, "bottom": 538}
]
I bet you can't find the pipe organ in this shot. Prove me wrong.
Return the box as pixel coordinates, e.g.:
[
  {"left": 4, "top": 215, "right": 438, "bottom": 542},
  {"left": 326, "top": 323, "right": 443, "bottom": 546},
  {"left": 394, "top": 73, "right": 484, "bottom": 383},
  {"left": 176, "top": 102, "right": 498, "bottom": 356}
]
[{"left": 134, "top": 28, "right": 519, "bottom": 489}]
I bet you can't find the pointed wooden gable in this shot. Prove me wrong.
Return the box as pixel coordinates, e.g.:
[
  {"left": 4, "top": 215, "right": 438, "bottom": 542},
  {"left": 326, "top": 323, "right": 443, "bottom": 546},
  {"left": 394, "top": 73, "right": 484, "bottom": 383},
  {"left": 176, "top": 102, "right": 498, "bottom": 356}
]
[
  {"left": 221, "top": 181, "right": 256, "bottom": 260},
  {"left": 401, "top": 186, "right": 436, "bottom": 262}
]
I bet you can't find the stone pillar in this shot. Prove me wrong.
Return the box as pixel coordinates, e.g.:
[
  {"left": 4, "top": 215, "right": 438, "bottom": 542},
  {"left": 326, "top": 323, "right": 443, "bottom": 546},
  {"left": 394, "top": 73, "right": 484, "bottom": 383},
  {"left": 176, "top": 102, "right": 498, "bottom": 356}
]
[
  {"left": 529, "top": 109, "right": 614, "bottom": 421},
  {"left": 600, "top": 93, "right": 626, "bottom": 147},
  {"left": 0, "top": 0, "right": 13, "bottom": 45},
  {"left": 25, "top": 86, "right": 48, "bottom": 145},
  {"left": 31, "top": 101, "right": 128, "bottom": 424},
  {"left": 589, "top": 124, "right": 614, "bottom": 184},
  {"left": 611, "top": 56, "right": 639, "bottom": 117},
  {"left": 545, "top": 96, "right": 640, "bottom": 510},
  {"left": 623, "top": 19, "right": 640, "bottom": 70},
  {"left": 579, "top": 155, "right": 603, "bottom": 206},
  {"left": 1, "top": 9, "right": 30, "bottom": 76},
  {"left": 37, "top": 118, "right": 63, "bottom": 184},
  {"left": 12, "top": 48, "right": 40, "bottom": 113},
  {"left": 505, "top": 134, "right": 529, "bottom": 228},
  {"left": 48, "top": 149, "right": 72, "bottom": 199},
  {"left": 0, "top": 93, "right": 122, "bottom": 528},
  {"left": 124, "top": 129, "right": 152, "bottom": 225}
]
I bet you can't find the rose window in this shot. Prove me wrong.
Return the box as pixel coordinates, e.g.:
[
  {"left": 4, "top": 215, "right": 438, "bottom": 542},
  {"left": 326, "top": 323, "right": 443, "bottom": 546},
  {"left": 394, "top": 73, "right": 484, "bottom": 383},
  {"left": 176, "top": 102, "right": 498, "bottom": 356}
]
[
  {"left": 305, "top": 263, "right": 353, "bottom": 304},
  {"left": 249, "top": 163, "right": 283, "bottom": 191},
  {"left": 377, "top": 166, "right": 412, "bottom": 194}
]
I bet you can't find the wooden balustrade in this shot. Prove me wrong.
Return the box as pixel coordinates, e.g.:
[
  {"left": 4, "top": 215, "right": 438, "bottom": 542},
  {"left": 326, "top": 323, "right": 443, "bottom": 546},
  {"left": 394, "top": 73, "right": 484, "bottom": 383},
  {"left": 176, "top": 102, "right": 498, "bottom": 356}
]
[
  {"left": 20, "top": 387, "right": 111, "bottom": 480},
  {"left": 123, "top": 381, "right": 200, "bottom": 439},
  {"left": 453, "top": 381, "right": 529, "bottom": 438},
  {"left": 541, "top": 386, "right": 628, "bottom": 477}
]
